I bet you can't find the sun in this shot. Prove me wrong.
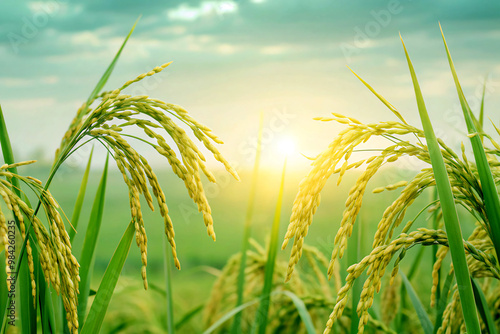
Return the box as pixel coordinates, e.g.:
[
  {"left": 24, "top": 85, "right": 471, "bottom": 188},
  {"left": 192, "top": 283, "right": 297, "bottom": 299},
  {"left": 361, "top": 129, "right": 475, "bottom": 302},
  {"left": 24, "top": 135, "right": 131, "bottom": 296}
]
[{"left": 277, "top": 137, "right": 296, "bottom": 156}]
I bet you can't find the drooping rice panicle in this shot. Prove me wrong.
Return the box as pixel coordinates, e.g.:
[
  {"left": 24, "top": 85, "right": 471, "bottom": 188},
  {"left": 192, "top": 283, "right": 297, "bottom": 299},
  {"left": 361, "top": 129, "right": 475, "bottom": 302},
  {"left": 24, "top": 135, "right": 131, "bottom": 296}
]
[
  {"left": 283, "top": 32, "right": 500, "bottom": 331},
  {"left": 54, "top": 64, "right": 238, "bottom": 289},
  {"left": 0, "top": 166, "right": 80, "bottom": 333}
]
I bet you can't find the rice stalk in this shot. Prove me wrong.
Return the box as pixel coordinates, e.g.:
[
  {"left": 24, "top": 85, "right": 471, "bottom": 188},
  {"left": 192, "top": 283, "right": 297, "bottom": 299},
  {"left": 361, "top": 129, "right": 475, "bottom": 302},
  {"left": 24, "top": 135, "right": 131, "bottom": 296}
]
[
  {"left": 232, "top": 113, "right": 263, "bottom": 334},
  {"left": 204, "top": 240, "right": 332, "bottom": 334},
  {"left": 282, "top": 44, "right": 499, "bottom": 331}
]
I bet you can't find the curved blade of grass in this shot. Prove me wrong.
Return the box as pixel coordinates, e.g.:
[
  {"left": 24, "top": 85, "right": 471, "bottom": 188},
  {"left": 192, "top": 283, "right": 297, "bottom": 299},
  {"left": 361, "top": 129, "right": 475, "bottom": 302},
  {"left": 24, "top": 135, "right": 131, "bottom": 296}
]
[
  {"left": 431, "top": 188, "right": 441, "bottom": 306},
  {"left": 205, "top": 290, "right": 315, "bottom": 334},
  {"left": 347, "top": 68, "right": 408, "bottom": 125},
  {"left": 0, "top": 106, "right": 37, "bottom": 333},
  {"left": 479, "top": 78, "right": 486, "bottom": 129},
  {"left": 280, "top": 291, "right": 316, "bottom": 334},
  {"left": 78, "top": 155, "right": 109, "bottom": 326},
  {"left": 348, "top": 215, "right": 361, "bottom": 333},
  {"left": 400, "top": 272, "right": 433, "bottom": 334},
  {"left": 69, "top": 146, "right": 94, "bottom": 243},
  {"left": 81, "top": 17, "right": 140, "bottom": 118},
  {"left": 232, "top": 113, "right": 263, "bottom": 334},
  {"left": 0, "top": 106, "right": 20, "bottom": 190},
  {"left": 80, "top": 220, "right": 135, "bottom": 334},
  {"left": 255, "top": 158, "right": 287, "bottom": 334},
  {"left": 204, "top": 298, "right": 262, "bottom": 334},
  {"left": 471, "top": 278, "right": 497, "bottom": 334},
  {"left": 400, "top": 34, "right": 480, "bottom": 334},
  {"left": 440, "top": 24, "right": 500, "bottom": 260},
  {"left": 175, "top": 305, "right": 204, "bottom": 331},
  {"left": 163, "top": 234, "right": 175, "bottom": 334},
  {"left": 433, "top": 270, "right": 454, "bottom": 334}
]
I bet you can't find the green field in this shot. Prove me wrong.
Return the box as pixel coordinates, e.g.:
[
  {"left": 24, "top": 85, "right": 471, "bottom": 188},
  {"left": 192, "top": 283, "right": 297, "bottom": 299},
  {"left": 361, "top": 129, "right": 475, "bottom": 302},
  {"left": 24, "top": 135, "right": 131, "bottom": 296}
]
[{"left": 20, "top": 160, "right": 476, "bottom": 332}]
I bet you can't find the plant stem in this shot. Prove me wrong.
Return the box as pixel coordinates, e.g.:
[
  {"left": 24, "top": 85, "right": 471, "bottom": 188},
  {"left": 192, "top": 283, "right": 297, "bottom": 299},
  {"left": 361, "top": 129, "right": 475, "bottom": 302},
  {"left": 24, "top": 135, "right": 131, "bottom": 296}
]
[
  {"left": 232, "top": 113, "right": 263, "bottom": 334},
  {"left": 255, "top": 157, "right": 287, "bottom": 334}
]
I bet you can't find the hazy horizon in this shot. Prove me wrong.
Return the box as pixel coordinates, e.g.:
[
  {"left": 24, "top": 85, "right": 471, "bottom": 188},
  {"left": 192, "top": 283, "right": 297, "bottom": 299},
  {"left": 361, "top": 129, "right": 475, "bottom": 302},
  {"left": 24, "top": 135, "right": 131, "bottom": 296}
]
[{"left": 1, "top": 0, "right": 500, "bottom": 173}]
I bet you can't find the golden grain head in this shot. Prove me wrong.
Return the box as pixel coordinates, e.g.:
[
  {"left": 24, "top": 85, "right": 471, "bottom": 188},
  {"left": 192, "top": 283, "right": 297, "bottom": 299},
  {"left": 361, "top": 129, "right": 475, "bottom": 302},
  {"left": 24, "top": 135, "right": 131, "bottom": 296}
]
[
  {"left": 283, "top": 113, "right": 499, "bottom": 333},
  {"left": 54, "top": 64, "right": 238, "bottom": 289},
  {"left": 0, "top": 170, "right": 80, "bottom": 333}
]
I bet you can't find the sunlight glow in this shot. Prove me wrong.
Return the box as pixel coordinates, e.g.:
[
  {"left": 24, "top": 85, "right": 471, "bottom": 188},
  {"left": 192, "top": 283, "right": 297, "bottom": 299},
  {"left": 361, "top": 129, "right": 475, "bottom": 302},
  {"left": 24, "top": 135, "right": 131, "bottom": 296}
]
[{"left": 277, "top": 137, "right": 296, "bottom": 156}]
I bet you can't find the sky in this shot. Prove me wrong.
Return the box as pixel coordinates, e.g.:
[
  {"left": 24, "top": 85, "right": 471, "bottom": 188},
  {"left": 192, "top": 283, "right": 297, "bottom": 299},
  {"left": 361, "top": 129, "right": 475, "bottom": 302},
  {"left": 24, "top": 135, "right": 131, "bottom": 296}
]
[{"left": 1, "top": 0, "right": 500, "bottom": 174}]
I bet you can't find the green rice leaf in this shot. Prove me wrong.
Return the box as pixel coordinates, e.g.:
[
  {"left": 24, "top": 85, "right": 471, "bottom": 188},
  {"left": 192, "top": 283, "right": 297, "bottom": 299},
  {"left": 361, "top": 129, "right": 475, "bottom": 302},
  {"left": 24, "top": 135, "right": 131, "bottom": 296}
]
[
  {"left": 78, "top": 155, "right": 109, "bottom": 326},
  {"left": 0, "top": 106, "right": 20, "bottom": 192},
  {"left": 175, "top": 305, "right": 204, "bottom": 331},
  {"left": 0, "top": 106, "right": 36, "bottom": 333},
  {"left": 399, "top": 272, "right": 433, "bottom": 334},
  {"left": 471, "top": 278, "right": 497, "bottom": 334},
  {"left": 479, "top": 78, "right": 486, "bottom": 129},
  {"left": 204, "top": 298, "right": 262, "bottom": 334},
  {"left": 255, "top": 158, "right": 287, "bottom": 334},
  {"left": 440, "top": 24, "right": 500, "bottom": 260},
  {"left": 400, "top": 34, "right": 480, "bottom": 334},
  {"left": 163, "top": 234, "right": 175, "bottom": 334},
  {"left": 69, "top": 146, "right": 94, "bottom": 243},
  {"left": 347, "top": 67, "right": 408, "bottom": 125},
  {"left": 348, "top": 215, "right": 362, "bottom": 332},
  {"left": 280, "top": 291, "right": 316, "bottom": 334},
  {"left": 81, "top": 17, "right": 140, "bottom": 118},
  {"left": 80, "top": 220, "right": 135, "bottom": 334},
  {"left": 434, "top": 271, "right": 454, "bottom": 334},
  {"left": 400, "top": 272, "right": 433, "bottom": 334},
  {"left": 431, "top": 188, "right": 441, "bottom": 306},
  {"left": 232, "top": 113, "right": 263, "bottom": 334}
]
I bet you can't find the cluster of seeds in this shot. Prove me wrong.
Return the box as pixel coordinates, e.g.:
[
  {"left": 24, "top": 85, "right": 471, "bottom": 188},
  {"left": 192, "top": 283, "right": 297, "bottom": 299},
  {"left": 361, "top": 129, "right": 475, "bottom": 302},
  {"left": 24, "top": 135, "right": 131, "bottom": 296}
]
[
  {"left": 282, "top": 113, "right": 500, "bottom": 333},
  {"left": 0, "top": 161, "right": 79, "bottom": 333},
  {"left": 204, "top": 240, "right": 394, "bottom": 333},
  {"left": 56, "top": 63, "right": 238, "bottom": 289}
]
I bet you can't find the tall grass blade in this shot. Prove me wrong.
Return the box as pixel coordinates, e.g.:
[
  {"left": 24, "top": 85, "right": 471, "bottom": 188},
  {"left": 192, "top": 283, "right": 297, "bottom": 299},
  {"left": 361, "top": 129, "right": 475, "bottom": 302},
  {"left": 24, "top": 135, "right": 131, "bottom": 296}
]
[
  {"left": 0, "top": 106, "right": 36, "bottom": 333},
  {"left": 433, "top": 271, "right": 454, "bottom": 334},
  {"left": 81, "top": 17, "right": 140, "bottom": 118},
  {"left": 440, "top": 24, "right": 500, "bottom": 260},
  {"left": 163, "top": 234, "right": 175, "bottom": 334},
  {"left": 347, "top": 68, "right": 408, "bottom": 125},
  {"left": 400, "top": 34, "right": 480, "bottom": 334},
  {"left": 348, "top": 216, "right": 361, "bottom": 333},
  {"left": 280, "top": 291, "right": 316, "bottom": 334},
  {"left": 431, "top": 188, "right": 441, "bottom": 306},
  {"left": 69, "top": 146, "right": 94, "bottom": 243},
  {"left": 175, "top": 305, "right": 204, "bottom": 331},
  {"left": 0, "top": 106, "right": 19, "bottom": 190},
  {"left": 471, "top": 278, "right": 497, "bottom": 334},
  {"left": 78, "top": 155, "right": 109, "bottom": 326},
  {"left": 204, "top": 298, "right": 262, "bottom": 334},
  {"left": 479, "top": 78, "right": 486, "bottom": 129},
  {"left": 80, "top": 220, "right": 135, "bottom": 334},
  {"left": 255, "top": 158, "right": 287, "bottom": 334},
  {"left": 232, "top": 113, "right": 263, "bottom": 334},
  {"left": 400, "top": 272, "right": 432, "bottom": 334}
]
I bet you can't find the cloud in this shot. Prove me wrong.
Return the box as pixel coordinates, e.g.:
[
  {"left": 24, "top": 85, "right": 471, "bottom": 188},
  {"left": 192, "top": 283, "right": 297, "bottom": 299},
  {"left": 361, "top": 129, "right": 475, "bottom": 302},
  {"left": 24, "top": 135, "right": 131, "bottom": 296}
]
[{"left": 166, "top": 1, "right": 238, "bottom": 21}]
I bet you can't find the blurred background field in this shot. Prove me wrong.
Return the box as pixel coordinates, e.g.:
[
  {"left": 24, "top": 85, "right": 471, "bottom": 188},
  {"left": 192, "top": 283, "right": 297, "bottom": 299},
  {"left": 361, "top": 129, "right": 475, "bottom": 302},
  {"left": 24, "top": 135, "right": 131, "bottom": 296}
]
[{"left": 19, "top": 158, "right": 476, "bottom": 332}]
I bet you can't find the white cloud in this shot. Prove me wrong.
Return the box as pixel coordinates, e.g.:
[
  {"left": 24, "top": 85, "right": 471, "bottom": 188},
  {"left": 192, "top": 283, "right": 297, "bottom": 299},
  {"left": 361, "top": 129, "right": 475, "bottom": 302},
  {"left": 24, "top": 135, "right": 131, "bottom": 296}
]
[
  {"left": 216, "top": 43, "right": 237, "bottom": 54},
  {"left": 0, "top": 78, "right": 31, "bottom": 87},
  {"left": 166, "top": 1, "right": 238, "bottom": 22},
  {"left": 260, "top": 45, "right": 290, "bottom": 55},
  {"left": 156, "top": 25, "right": 188, "bottom": 36},
  {"left": 71, "top": 31, "right": 102, "bottom": 47},
  {"left": 2, "top": 97, "right": 56, "bottom": 112}
]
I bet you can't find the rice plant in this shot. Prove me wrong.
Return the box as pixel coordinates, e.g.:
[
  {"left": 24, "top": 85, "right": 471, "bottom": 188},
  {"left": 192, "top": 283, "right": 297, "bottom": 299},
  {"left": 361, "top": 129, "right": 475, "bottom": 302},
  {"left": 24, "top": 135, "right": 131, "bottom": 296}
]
[
  {"left": 0, "top": 20, "right": 237, "bottom": 333},
  {"left": 282, "top": 27, "right": 500, "bottom": 333}
]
